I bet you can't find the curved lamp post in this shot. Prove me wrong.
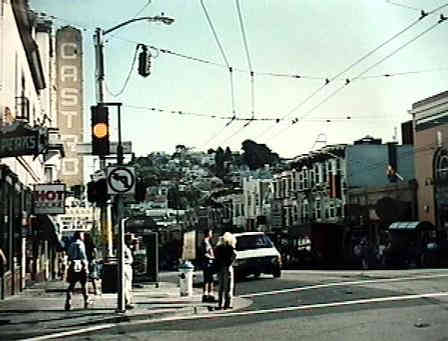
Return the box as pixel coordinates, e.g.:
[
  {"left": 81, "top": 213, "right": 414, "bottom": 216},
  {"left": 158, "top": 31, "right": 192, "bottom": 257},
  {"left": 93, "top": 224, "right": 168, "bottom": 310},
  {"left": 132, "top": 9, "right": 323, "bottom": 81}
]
[
  {"left": 94, "top": 15, "right": 175, "bottom": 103},
  {"left": 93, "top": 14, "right": 174, "bottom": 312}
]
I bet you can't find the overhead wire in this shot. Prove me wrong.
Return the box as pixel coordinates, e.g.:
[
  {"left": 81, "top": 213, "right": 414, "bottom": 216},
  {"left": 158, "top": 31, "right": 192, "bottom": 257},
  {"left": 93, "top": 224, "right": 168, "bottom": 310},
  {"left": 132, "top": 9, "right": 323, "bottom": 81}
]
[
  {"left": 235, "top": 0, "right": 255, "bottom": 119},
  {"left": 256, "top": 3, "right": 448, "bottom": 143},
  {"left": 133, "top": 0, "right": 152, "bottom": 17},
  {"left": 29, "top": 3, "right": 448, "bottom": 154},
  {"left": 125, "top": 103, "right": 398, "bottom": 123},
  {"left": 199, "top": 0, "right": 238, "bottom": 148},
  {"left": 385, "top": 0, "right": 421, "bottom": 12},
  {"left": 216, "top": 0, "right": 256, "bottom": 146},
  {"left": 33, "top": 7, "right": 447, "bottom": 86},
  {"left": 104, "top": 44, "right": 140, "bottom": 97},
  {"left": 266, "top": 4, "right": 448, "bottom": 143}
]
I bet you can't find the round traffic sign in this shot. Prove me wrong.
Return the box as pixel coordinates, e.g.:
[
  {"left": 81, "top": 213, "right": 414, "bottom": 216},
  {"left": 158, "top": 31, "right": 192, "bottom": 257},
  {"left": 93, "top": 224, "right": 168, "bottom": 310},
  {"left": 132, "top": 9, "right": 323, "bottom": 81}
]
[{"left": 107, "top": 167, "right": 135, "bottom": 194}]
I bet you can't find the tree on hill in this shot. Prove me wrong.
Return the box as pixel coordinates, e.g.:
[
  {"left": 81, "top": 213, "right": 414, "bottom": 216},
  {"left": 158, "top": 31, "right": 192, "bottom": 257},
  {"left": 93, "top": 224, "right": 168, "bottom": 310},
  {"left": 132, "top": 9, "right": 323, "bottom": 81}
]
[
  {"left": 224, "top": 147, "right": 232, "bottom": 162},
  {"left": 241, "top": 139, "right": 279, "bottom": 170},
  {"left": 214, "top": 147, "right": 226, "bottom": 178}
]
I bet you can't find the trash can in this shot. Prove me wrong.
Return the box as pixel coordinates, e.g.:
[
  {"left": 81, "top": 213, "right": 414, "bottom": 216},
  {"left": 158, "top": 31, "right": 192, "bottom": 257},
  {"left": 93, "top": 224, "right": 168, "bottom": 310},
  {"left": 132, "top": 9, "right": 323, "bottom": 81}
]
[
  {"left": 101, "top": 260, "right": 118, "bottom": 293},
  {"left": 178, "top": 261, "right": 194, "bottom": 297}
]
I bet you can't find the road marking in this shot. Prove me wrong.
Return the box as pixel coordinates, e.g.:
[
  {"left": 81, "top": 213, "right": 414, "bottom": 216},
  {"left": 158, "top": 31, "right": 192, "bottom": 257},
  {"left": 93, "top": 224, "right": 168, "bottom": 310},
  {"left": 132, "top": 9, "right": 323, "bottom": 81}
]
[
  {"left": 21, "top": 291, "right": 448, "bottom": 339},
  {"left": 239, "top": 273, "right": 448, "bottom": 298},
  {"left": 130, "top": 291, "right": 448, "bottom": 323},
  {"left": 22, "top": 324, "right": 115, "bottom": 341}
]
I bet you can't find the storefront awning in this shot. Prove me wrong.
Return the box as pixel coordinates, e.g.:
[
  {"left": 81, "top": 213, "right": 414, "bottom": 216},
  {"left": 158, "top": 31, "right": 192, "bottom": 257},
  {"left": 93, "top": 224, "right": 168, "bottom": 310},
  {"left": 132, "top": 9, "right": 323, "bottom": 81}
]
[
  {"left": 36, "top": 214, "right": 64, "bottom": 251},
  {"left": 388, "top": 221, "right": 434, "bottom": 231}
]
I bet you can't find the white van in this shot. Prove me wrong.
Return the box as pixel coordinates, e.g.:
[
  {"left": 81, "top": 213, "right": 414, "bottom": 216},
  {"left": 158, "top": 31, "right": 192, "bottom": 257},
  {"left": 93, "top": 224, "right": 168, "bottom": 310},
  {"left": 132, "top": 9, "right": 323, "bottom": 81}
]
[{"left": 233, "top": 232, "right": 282, "bottom": 279}]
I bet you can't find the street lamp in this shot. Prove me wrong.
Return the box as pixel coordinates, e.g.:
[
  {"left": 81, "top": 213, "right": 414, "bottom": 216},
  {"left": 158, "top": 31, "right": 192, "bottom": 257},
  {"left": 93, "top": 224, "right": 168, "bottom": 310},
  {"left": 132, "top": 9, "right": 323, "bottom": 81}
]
[
  {"left": 94, "top": 14, "right": 175, "bottom": 104},
  {"left": 93, "top": 14, "right": 174, "bottom": 313}
]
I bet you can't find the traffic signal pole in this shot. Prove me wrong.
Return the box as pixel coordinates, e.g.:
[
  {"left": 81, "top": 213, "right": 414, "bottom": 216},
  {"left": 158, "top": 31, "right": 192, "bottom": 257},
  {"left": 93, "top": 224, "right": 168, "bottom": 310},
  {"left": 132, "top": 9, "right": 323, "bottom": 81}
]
[
  {"left": 94, "top": 28, "right": 113, "bottom": 260},
  {"left": 93, "top": 15, "right": 174, "bottom": 314}
]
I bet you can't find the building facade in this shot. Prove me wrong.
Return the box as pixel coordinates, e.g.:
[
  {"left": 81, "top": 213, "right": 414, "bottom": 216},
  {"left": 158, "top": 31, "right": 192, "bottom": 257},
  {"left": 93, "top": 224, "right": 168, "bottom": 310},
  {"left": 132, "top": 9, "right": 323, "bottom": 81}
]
[
  {"left": 0, "top": 1, "right": 65, "bottom": 298},
  {"left": 409, "top": 90, "right": 448, "bottom": 233}
]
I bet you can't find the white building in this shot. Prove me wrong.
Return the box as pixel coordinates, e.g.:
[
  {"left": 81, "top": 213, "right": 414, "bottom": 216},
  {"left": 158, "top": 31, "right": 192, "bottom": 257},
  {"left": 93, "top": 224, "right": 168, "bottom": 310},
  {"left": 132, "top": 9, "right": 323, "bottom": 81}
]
[{"left": 0, "top": 1, "right": 70, "bottom": 299}]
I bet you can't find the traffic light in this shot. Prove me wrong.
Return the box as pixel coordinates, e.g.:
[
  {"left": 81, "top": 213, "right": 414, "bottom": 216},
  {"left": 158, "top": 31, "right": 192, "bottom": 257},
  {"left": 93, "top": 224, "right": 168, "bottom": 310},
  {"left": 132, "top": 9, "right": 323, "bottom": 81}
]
[
  {"left": 138, "top": 45, "right": 151, "bottom": 77},
  {"left": 87, "top": 179, "right": 108, "bottom": 204},
  {"left": 91, "top": 105, "right": 110, "bottom": 156}
]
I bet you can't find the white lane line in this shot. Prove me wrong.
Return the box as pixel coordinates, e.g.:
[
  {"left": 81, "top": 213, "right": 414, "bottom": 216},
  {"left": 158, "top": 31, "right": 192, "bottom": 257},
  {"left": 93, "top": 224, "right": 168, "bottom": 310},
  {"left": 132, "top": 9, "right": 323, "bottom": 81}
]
[
  {"left": 239, "top": 274, "right": 448, "bottom": 298},
  {"left": 129, "top": 291, "right": 448, "bottom": 324},
  {"left": 21, "top": 291, "right": 448, "bottom": 339},
  {"left": 21, "top": 324, "right": 116, "bottom": 341}
]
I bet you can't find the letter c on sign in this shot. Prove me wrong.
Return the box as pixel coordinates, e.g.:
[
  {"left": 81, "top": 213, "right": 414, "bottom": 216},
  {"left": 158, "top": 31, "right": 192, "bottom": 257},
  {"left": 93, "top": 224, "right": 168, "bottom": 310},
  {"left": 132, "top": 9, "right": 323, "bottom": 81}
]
[{"left": 61, "top": 43, "right": 77, "bottom": 59}]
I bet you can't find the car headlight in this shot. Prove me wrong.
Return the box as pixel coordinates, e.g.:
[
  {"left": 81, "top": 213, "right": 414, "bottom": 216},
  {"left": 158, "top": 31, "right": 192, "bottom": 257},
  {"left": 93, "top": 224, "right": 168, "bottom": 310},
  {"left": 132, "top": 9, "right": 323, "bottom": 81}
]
[{"left": 234, "top": 259, "right": 247, "bottom": 267}]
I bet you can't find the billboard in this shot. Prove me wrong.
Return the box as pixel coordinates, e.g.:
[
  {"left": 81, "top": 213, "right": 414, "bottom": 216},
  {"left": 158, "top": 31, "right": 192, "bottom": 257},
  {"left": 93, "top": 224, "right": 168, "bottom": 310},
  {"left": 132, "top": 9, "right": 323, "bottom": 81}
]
[
  {"left": 33, "top": 183, "right": 66, "bottom": 215},
  {"left": 56, "top": 26, "right": 84, "bottom": 186}
]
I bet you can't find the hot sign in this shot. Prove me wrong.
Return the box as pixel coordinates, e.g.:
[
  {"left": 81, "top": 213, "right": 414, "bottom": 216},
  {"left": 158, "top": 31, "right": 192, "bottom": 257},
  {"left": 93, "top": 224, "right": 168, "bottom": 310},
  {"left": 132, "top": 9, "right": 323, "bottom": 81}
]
[{"left": 33, "top": 184, "right": 66, "bottom": 215}]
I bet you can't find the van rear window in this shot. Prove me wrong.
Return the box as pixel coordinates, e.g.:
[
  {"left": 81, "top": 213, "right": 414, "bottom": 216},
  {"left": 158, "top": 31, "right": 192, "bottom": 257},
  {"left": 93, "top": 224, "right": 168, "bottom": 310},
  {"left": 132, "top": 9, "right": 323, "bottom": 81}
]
[{"left": 236, "top": 234, "right": 273, "bottom": 251}]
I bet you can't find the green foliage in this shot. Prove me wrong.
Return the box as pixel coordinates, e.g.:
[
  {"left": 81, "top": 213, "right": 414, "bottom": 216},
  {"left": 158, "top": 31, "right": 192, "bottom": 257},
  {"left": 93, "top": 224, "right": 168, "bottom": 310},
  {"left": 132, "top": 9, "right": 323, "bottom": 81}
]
[
  {"left": 224, "top": 147, "right": 232, "bottom": 161},
  {"left": 241, "top": 139, "right": 280, "bottom": 170}
]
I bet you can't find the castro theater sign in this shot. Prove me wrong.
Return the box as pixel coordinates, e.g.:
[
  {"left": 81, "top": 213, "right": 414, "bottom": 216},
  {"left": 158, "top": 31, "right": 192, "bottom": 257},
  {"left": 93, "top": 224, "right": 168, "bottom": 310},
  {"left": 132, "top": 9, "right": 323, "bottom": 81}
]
[
  {"left": 33, "top": 184, "right": 66, "bottom": 215},
  {"left": 0, "top": 122, "right": 48, "bottom": 158}
]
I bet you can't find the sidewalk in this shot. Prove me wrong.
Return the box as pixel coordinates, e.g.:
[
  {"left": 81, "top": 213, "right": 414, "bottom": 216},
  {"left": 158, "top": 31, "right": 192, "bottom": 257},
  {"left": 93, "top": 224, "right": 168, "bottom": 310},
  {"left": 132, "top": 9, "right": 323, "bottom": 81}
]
[{"left": 0, "top": 278, "right": 252, "bottom": 340}]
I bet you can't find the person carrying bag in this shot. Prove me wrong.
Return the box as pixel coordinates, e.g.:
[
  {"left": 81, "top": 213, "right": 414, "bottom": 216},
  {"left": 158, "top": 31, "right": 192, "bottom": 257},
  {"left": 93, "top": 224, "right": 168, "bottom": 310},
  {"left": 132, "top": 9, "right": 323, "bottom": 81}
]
[{"left": 65, "top": 232, "right": 91, "bottom": 311}]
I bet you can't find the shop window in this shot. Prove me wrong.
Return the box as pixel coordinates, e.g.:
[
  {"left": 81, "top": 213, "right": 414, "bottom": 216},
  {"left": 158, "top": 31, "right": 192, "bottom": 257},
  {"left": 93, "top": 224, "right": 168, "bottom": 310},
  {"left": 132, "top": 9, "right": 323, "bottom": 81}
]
[{"left": 436, "top": 152, "right": 448, "bottom": 184}]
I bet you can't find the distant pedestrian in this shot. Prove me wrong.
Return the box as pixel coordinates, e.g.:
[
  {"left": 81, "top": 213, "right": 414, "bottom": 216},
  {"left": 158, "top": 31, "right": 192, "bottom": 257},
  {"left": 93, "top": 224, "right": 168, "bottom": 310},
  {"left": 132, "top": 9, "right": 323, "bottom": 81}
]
[
  {"left": 65, "top": 231, "right": 91, "bottom": 311},
  {"left": 360, "top": 238, "right": 369, "bottom": 270},
  {"left": 124, "top": 240, "right": 135, "bottom": 309},
  {"left": 214, "top": 232, "right": 237, "bottom": 310},
  {"left": 201, "top": 229, "right": 216, "bottom": 303},
  {"left": 84, "top": 233, "right": 100, "bottom": 295}
]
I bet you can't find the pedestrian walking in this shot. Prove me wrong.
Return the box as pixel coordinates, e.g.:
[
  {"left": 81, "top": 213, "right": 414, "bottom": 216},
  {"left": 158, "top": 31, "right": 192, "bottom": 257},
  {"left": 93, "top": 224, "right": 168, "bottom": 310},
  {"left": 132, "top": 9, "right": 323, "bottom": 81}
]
[
  {"left": 214, "top": 232, "right": 237, "bottom": 310},
  {"left": 84, "top": 232, "right": 100, "bottom": 295},
  {"left": 201, "top": 229, "right": 216, "bottom": 303},
  {"left": 360, "top": 238, "right": 369, "bottom": 270},
  {"left": 124, "top": 239, "right": 135, "bottom": 309},
  {"left": 65, "top": 231, "right": 91, "bottom": 311}
]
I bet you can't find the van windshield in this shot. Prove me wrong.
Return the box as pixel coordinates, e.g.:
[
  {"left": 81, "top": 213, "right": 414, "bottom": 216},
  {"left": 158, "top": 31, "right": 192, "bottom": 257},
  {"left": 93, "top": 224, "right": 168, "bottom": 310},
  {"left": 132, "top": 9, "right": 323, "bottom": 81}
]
[{"left": 236, "top": 234, "right": 273, "bottom": 251}]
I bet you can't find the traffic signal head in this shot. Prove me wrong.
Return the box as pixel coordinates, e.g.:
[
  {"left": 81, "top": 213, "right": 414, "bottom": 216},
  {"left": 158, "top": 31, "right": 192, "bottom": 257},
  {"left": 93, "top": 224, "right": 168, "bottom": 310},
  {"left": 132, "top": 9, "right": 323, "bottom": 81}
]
[
  {"left": 91, "top": 105, "right": 110, "bottom": 156},
  {"left": 87, "top": 179, "right": 108, "bottom": 204},
  {"left": 138, "top": 46, "right": 151, "bottom": 77}
]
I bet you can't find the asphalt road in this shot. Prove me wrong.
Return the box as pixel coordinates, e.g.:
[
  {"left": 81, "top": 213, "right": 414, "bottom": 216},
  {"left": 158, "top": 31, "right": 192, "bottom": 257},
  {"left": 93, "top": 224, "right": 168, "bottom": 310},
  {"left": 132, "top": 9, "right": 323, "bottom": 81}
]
[{"left": 55, "top": 269, "right": 448, "bottom": 341}]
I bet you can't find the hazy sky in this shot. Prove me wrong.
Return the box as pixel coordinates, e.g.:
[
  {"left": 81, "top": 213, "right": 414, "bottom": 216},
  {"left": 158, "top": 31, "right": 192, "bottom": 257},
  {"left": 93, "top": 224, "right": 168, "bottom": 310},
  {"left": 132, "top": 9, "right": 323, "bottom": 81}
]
[{"left": 32, "top": 0, "right": 448, "bottom": 159}]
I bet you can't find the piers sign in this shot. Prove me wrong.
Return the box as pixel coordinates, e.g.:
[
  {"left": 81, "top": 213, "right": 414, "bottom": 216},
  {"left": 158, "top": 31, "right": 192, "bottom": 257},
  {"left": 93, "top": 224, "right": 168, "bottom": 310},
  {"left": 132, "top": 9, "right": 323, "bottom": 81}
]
[
  {"left": 0, "top": 122, "right": 48, "bottom": 158},
  {"left": 33, "top": 183, "right": 66, "bottom": 215}
]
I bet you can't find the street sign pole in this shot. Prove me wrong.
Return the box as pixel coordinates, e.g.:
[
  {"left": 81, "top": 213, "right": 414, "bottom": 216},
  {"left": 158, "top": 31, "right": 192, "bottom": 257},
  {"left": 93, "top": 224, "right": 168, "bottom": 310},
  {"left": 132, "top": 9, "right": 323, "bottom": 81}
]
[
  {"left": 116, "top": 217, "right": 128, "bottom": 313},
  {"left": 103, "top": 103, "right": 126, "bottom": 313}
]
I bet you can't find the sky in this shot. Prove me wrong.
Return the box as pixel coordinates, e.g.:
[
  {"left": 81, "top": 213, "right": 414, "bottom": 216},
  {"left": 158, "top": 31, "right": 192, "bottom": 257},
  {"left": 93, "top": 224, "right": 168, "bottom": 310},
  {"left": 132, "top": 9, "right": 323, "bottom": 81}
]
[{"left": 31, "top": 0, "right": 448, "bottom": 160}]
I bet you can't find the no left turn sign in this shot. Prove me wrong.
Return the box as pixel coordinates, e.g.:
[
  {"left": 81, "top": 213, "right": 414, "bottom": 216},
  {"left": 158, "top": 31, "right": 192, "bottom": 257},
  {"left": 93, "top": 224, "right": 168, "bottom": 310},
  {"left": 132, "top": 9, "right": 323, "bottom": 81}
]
[{"left": 106, "top": 166, "right": 136, "bottom": 195}]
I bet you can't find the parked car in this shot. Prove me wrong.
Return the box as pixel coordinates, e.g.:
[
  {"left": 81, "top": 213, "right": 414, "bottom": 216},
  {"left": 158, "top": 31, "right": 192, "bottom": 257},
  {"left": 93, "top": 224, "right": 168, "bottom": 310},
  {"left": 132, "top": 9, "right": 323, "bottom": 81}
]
[{"left": 232, "top": 232, "right": 282, "bottom": 279}]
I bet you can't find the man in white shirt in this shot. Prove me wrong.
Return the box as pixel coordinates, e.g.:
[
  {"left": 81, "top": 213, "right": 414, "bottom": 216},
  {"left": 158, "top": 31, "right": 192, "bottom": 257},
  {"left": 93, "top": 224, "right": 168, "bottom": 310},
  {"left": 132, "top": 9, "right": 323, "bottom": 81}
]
[{"left": 124, "top": 241, "right": 134, "bottom": 309}]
